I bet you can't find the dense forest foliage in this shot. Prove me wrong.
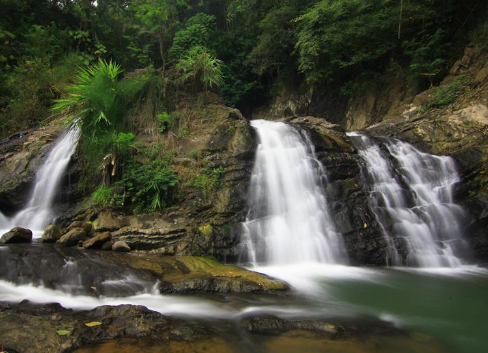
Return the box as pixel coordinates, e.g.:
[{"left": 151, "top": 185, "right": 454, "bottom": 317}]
[
  {"left": 2, "top": 0, "right": 487, "bottom": 134},
  {"left": 1, "top": 0, "right": 487, "bottom": 211}
]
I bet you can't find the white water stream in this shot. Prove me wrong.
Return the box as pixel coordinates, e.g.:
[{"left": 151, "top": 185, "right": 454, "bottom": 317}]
[
  {"left": 0, "top": 128, "right": 79, "bottom": 238},
  {"left": 348, "top": 133, "right": 467, "bottom": 267},
  {"left": 240, "top": 120, "right": 347, "bottom": 265}
]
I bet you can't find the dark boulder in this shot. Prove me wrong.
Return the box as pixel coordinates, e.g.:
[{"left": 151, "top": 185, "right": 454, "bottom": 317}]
[
  {"left": 66, "top": 221, "right": 93, "bottom": 236},
  {"left": 58, "top": 228, "right": 87, "bottom": 247},
  {"left": 82, "top": 231, "right": 111, "bottom": 249},
  {"left": 241, "top": 315, "right": 339, "bottom": 336},
  {"left": 0, "top": 244, "right": 158, "bottom": 297},
  {"left": 0, "top": 227, "right": 32, "bottom": 244},
  {"left": 102, "top": 240, "right": 113, "bottom": 251},
  {"left": 40, "top": 224, "right": 63, "bottom": 243},
  {"left": 112, "top": 240, "right": 131, "bottom": 252}
]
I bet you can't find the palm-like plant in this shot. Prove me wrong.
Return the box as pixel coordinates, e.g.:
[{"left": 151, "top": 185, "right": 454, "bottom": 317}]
[
  {"left": 52, "top": 60, "right": 145, "bottom": 182},
  {"left": 52, "top": 59, "right": 124, "bottom": 135},
  {"left": 176, "top": 46, "right": 224, "bottom": 91}
]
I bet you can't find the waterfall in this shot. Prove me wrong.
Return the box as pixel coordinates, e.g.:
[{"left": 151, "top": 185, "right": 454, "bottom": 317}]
[
  {"left": 240, "top": 120, "right": 347, "bottom": 265},
  {"left": 0, "top": 127, "right": 79, "bottom": 238},
  {"left": 348, "top": 133, "right": 467, "bottom": 267}
]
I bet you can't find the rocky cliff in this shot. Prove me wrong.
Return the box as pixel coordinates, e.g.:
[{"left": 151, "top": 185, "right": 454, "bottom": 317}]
[
  {"left": 362, "top": 45, "right": 488, "bottom": 262},
  {"left": 252, "top": 44, "right": 488, "bottom": 264},
  {"left": 3, "top": 45, "right": 488, "bottom": 265},
  {"left": 287, "top": 117, "right": 391, "bottom": 265},
  {"left": 55, "top": 92, "right": 257, "bottom": 262}
]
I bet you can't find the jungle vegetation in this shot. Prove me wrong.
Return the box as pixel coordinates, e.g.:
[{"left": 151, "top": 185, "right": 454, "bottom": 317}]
[{"left": 1, "top": 0, "right": 487, "bottom": 211}]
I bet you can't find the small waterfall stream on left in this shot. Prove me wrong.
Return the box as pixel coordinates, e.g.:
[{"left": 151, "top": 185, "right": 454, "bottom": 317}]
[{"left": 0, "top": 127, "right": 79, "bottom": 239}]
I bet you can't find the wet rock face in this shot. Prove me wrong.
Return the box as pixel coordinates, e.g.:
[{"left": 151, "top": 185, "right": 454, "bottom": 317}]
[
  {"left": 288, "top": 117, "right": 388, "bottom": 265},
  {"left": 66, "top": 221, "right": 94, "bottom": 236},
  {"left": 345, "top": 46, "right": 488, "bottom": 263},
  {"left": 59, "top": 98, "right": 256, "bottom": 262},
  {"left": 0, "top": 244, "right": 158, "bottom": 297},
  {"left": 241, "top": 315, "right": 339, "bottom": 336}
]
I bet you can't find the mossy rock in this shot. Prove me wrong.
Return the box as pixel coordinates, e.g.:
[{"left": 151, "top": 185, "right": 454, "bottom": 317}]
[
  {"left": 173, "top": 256, "right": 289, "bottom": 292},
  {"left": 198, "top": 224, "right": 213, "bottom": 240}
]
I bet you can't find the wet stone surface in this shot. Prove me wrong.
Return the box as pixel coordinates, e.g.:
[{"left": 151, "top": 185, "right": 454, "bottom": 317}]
[
  {"left": 0, "top": 301, "right": 450, "bottom": 353},
  {"left": 0, "top": 244, "right": 288, "bottom": 296}
]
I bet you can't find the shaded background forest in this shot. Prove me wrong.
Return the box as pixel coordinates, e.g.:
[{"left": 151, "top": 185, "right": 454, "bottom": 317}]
[{"left": 2, "top": 0, "right": 488, "bottom": 136}]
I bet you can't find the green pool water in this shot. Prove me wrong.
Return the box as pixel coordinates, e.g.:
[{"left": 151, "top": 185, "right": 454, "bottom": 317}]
[{"left": 255, "top": 265, "right": 488, "bottom": 353}]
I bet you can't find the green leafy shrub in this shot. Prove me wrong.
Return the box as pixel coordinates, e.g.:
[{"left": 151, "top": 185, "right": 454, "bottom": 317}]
[
  {"left": 114, "top": 158, "right": 179, "bottom": 212},
  {"left": 156, "top": 111, "right": 178, "bottom": 132},
  {"left": 53, "top": 59, "right": 149, "bottom": 134},
  {"left": 0, "top": 52, "right": 86, "bottom": 137},
  {"left": 92, "top": 185, "right": 114, "bottom": 207},
  {"left": 22, "top": 23, "right": 70, "bottom": 62},
  {"left": 176, "top": 46, "right": 224, "bottom": 91},
  {"left": 422, "top": 77, "right": 467, "bottom": 110},
  {"left": 470, "top": 15, "right": 488, "bottom": 51},
  {"left": 189, "top": 150, "right": 200, "bottom": 159},
  {"left": 0, "top": 57, "right": 53, "bottom": 134},
  {"left": 51, "top": 53, "right": 86, "bottom": 95},
  {"left": 0, "top": 25, "right": 15, "bottom": 71},
  {"left": 247, "top": 5, "right": 298, "bottom": 76},
  {"left": 294, "top": 0, "right": 399, "bottom": 84},
  {"left": 403, "top": 29, "right": 451, "bottom": 88},
  {"left": 170, "top": 14, "right": 216, "bottom": 60},
  {"left": 112, "top": 132, "right": 136, "bottom": 161},
  {"left": 210, "top": 31, "right": 265, "bottom": 109},
  {"left": 294, "top": 0, "right": 456, "bottom": 89},
  {"left": 191, "top": 166, "right": 225, "bottom": 196}
]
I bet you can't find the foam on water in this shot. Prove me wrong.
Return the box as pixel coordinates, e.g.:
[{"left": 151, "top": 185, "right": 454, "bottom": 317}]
[
  {"left": 0, "top": 279, "right": 230, "bottom": 318},
  {"left": 252, "top": 263, "right": 387, "bottom": 295},
  {"left": 394, "top": 265, "right": 488, "bottom": 278}
]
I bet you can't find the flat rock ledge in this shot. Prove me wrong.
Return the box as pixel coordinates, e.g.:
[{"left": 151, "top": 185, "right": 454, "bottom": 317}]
[{"left": 0, "top": 244, "right": 289, "bottom": 295}]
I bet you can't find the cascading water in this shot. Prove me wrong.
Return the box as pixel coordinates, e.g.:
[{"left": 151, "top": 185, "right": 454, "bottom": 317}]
[
  {"left": 348, "top": 132, "right": 467, "bottom": 267},
  {"left": 240, "top": 120, "right": 347, "bottom": 265},
  {"left": 0, "top": 127, "right": 79, "bottom": 238}
]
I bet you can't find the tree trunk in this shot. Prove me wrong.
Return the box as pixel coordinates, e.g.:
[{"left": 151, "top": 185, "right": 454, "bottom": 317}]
[
  {"left": 157, "top": 28, "right": 166, "bottom": 76},
  {"left": 398, "top": 0, "right": 403, "bottom": 40}
]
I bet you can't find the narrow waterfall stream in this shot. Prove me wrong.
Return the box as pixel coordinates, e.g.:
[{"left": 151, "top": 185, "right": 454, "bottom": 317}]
[
  {"left": 348, "top": 133, "right": 468, "bottom": 267},
  {"left": 240, "top": 120, "right": 347, "bottom": 265},
  {"left": 0, "top": 127, "right": 79, "bottom": 238}
]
